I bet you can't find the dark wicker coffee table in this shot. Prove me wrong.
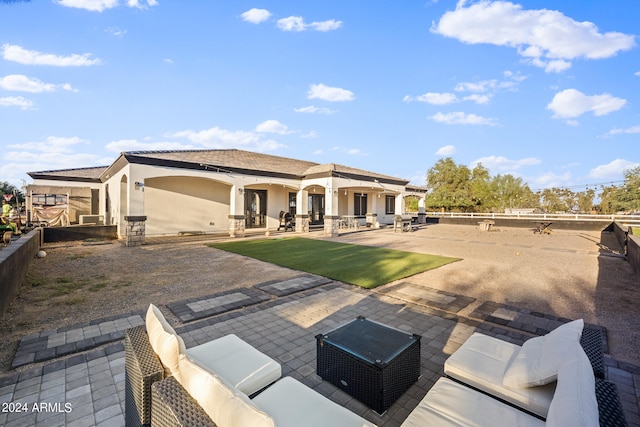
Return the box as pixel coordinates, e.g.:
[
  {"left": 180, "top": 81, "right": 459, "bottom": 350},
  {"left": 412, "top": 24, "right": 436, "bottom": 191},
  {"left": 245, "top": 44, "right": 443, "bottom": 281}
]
[{"left": 316, "top": 316, "right": 421, "bottom": 414}]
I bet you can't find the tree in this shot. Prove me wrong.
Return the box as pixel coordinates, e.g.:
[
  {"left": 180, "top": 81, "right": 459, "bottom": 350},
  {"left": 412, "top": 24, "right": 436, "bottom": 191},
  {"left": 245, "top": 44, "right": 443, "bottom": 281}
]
[
  {"left": 618, "top": 166, "right": 640, "bottom": 213},
  {"left": 0, "top": 181, "right": 24, "bottom": 205},
  {"left": 424, "top": 157, "right": 475, "bottom": 211},
  {"left": 576, "top": 189, "right": 595, "bottom": 213}
]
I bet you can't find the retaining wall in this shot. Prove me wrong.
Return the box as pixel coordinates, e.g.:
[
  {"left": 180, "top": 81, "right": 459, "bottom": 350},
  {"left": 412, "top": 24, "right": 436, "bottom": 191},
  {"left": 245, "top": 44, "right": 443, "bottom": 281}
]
[
  {"left": 627, "top": 229, "right": 639, "bottom": 275},
  {"left": 0, "top": 229, "right": 41, "bottom": 315},
  {"left": 427, "top": 216, "right": 610, "bottom": 231},
  {"left": 43, "top": 225, "right": 117, "bottom": 243}
]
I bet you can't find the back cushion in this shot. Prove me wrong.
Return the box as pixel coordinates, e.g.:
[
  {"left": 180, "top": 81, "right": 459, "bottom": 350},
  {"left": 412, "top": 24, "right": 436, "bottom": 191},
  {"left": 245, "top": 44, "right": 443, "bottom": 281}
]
[
  {"left": 502, "top": 319, "right": 584, "bottom": 387},
  {"left": 546, "top": 344, "right": 599, "bottom": 427},
  {"left": 178, "top": 356, "right": 274, "bottom": 427},
  {"left": 146, "top": 304, "right": 186, "bottom": 380}
]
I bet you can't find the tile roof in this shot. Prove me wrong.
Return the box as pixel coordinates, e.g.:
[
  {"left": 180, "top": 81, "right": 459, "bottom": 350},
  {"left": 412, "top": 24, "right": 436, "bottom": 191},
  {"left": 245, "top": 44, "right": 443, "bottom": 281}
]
[
  {"left": 28, "top": 166, "right": 108, "bottom": 182},
  {"left": 29, "top": 150, "right": 409, "bottom": 185}
]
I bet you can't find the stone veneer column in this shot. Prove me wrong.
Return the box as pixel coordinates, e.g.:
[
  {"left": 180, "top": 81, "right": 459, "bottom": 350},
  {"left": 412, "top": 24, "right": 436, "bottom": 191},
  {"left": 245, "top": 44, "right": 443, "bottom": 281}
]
[
  {"left": 324, "top": 215, "right": 340, "bottom": 237},
  {"left": 228, "top": 215, "right": 245, "bottom": 238},
  {"left": 124, "top": 216, "right": 147, "bottom": 247},
  {"left": 295, "top": 214, "right": 309, "bottom": 232}
]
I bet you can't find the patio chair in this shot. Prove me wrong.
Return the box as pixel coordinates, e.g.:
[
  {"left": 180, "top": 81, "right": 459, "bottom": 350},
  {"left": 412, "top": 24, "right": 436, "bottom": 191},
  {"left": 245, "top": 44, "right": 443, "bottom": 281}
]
[
  {"left": 403, "top": 342, "right": 624, "bottom": 427},
  {"left": 443, "top": 319, "right": 607, "bottom": 419},
  {"left": 125, "top": 304, "right": 282, "bottom": 426}
]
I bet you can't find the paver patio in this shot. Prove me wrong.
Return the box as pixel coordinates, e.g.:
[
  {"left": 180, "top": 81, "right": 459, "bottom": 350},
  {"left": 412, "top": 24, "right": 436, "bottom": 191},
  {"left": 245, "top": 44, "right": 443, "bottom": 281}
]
[{"left": 1, "top": 278, "right": 638, "bottom": 426}]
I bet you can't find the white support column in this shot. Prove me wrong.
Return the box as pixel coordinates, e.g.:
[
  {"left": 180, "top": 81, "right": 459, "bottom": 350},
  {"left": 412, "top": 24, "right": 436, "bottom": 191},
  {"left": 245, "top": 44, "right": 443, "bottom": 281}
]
[
  {"left": 228, "top": 185, "right": 245, "bottom": 237},
  {"left": 324, "top": 185, "right": 340, "bottom": 237},
  {"left": 295, "top": 189, "right": 309, "bottom": 232}
]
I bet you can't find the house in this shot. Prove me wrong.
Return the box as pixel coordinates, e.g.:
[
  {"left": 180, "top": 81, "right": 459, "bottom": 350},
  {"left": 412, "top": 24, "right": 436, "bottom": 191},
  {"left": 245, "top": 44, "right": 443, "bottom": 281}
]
[{"left": 27, "top": 149, "right": 425, "bottom": 242}]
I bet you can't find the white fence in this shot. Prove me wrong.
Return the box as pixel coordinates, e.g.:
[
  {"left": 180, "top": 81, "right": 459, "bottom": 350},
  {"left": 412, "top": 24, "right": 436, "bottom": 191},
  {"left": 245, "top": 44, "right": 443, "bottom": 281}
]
[{"left": 408, "top": 211, "right": 640, "bottom": 226}]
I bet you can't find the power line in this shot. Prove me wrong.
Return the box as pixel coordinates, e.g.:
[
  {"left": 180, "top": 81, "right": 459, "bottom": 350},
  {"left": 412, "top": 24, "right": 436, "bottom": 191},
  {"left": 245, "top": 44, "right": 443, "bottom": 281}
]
[{"left": 531, "top": 180, "right": 626, "bottom": 193}]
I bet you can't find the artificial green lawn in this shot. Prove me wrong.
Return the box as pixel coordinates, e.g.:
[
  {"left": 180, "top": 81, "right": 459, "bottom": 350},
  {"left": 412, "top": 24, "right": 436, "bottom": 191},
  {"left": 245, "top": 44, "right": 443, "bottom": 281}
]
[{"left": 209, "top": 237, "right": 460, "bottom": 289}]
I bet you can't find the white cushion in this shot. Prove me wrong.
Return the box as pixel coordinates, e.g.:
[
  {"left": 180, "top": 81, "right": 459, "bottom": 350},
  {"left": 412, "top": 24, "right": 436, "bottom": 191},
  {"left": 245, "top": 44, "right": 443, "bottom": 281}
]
[
  {"left": 400, "top": 377, "right": 544, "bottom": 427},
  {"left": 252, "top": 377, "right": 376, "bottom": 427},
  {"left": 178, "top": 356, "right": 274, "bottom": 427},
  {"left": 546, "top": 344, "right": 599, "bottom": 427},
  {"left": 444, "top": 332, "right": 555, "bottom": 417},
  {"left": 145, "top": 304, "right": 186, "bottom": 380},
  {"left": 503, "top": 319, "right": 584, "bottom": 387},
  {"left": 186, "top": 334, "right": 281, "bottom": 395}
]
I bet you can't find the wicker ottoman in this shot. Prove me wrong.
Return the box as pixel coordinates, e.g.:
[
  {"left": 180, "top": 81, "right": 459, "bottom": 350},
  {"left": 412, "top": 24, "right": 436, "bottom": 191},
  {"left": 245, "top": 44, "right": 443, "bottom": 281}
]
[{"left": 316, "top": 316, "right": 421, "bottom": 414}]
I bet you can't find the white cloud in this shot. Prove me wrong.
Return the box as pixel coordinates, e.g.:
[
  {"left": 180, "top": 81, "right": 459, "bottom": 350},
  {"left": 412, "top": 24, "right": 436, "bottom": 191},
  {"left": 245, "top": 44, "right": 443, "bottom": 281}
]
[
  {"left": 404, "top": 92, "right": 459, "bottom": 105},
  {"left": 127, "top": 0, "right": 157, "bottom": 9},
  {"left": 471, "top": 155, "right": 540, "bottom": 172},
  {"left": 589, "top": 159, "right": 640, "bottom": 180},
  {"left": 10, "top": 136, "right": 86, "bottom": 153},
  {"left": 0, "top": 74, "right": 74, "bottom": 93},
  {"left": 294, "top": 105, "right": 336, "bottom": 114},
  {"left": 547, "top": 89, "right": 626, "bottom": 119},
  {"left": 463, "top": 94, "right": 491, "bottom": 104},
  {"left": 105, "top": 139, "right": 194, "bottom": 153},
  {"left": 277, "top": 16, "right": 342, "bottom": 32},
  {"left": 2, "top": 44, "right": 102, "bottom": 66},
  {"left": 331, "top": 146, "right": 366, "bottom": 156},
  {"left": 105, "top": 27, "right": 127, "bottom": 37},
  {"left": 308, "top": 84, "right": 354, "bottom": 102},
  {"left": 55, "top": 0, "right": 156, "bottom": 11},
  {"left": 605, "top": 125, "right": 640, "bottom": 137},
  {"left": 241, "top": 8, "right": 271, "bottom": 24},
  {"left": 255, "top": 120, "right": 292, "bottom": 135},
  {"left": 6, "top": 136, "right": 113, "bottom": 186},
  {"left": 55, "top": 0, "right": 119, "bottom": 12},
  {"left": 0, "top": 96, "right": 33, "bottom": 110},
  {"left": 309, "top": 20, "right": 343, "bottom": 32},
  {"left": 429, "top": 111, "right": 497, "bottom": 126},
  {"left": 301, "top": 131, "right": 318, "bottom": 138},
  {"left": 168, "top": 126, "right": 284, "bottom": 151},
  {"left": 635, "top": 71, "right": 640, "bottom": 77},
  {"left": 436, "top": 145, "right": 456, "bottom": 155},
  {"left": 432, "top": 1, "right": 636, "bottom": 73},
  {"left": 530, "top": 171, "right": 573, "bottom": 189}
]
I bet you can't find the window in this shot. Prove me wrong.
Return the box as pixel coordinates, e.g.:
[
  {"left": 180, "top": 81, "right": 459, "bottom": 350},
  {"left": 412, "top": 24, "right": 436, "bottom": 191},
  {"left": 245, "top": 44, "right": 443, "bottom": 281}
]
[
  {"left": 354, "top": 193, "right": 367, "bottom": 216},
  {"left": 385, "top": 195, "right": 395, "bottom": 214},
  {"left": 288, "top": 192, "right": 296, "bottom": 216}
]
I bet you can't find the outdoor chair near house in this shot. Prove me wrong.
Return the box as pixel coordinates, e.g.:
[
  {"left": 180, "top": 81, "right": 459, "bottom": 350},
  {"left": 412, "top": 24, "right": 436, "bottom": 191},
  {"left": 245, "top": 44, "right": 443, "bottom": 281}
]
[{"left": 277, "top": 210, "right": 294, "bottom": 232}]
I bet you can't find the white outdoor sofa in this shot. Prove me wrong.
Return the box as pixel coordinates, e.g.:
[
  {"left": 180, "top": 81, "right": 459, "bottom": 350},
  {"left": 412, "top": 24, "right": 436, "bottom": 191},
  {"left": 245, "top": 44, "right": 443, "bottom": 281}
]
[
  {"left": 125, "top": 304, "right": 376, "bottom": 427},
  {"left": 401, "top": 319, "right": 627, "bottom": 426}
]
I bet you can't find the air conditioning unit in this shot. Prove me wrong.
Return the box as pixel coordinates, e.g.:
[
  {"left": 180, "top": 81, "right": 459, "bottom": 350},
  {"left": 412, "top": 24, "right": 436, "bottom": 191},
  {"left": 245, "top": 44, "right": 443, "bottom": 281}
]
[{"left": 79, "top": 215, "right": 104, "bottom": 225}]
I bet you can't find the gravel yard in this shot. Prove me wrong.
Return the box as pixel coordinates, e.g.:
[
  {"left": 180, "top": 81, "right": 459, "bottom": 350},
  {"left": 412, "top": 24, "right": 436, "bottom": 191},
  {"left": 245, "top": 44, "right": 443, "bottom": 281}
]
[{"left": 1, "top": 223, "right": 637, "bottom": 372}]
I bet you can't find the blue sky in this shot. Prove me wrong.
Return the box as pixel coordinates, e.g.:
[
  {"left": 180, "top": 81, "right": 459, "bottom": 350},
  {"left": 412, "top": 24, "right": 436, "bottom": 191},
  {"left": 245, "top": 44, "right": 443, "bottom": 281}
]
[{"left": 1, "top": 0, "right": 639, "bottom": 193}]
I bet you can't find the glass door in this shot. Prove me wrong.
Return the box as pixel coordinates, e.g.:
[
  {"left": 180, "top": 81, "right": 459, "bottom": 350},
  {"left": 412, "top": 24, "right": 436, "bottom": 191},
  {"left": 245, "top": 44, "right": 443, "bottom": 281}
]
[
  {"left": 308, "top": 194, "right": 324, "bottom": 225},
  {"left": 245, "top": 190, "right": 267, "bottom": 228}
]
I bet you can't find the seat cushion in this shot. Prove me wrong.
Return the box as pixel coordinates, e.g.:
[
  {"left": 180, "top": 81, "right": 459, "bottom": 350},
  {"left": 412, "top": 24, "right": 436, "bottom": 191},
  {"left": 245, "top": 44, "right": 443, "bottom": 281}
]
[
  {"left": 503, "top": 319, "right": 584, "bottom": 387},
  {"left": 444, "top": 332, "right": 555, "bottom": 418},
  {"left": 146, "top": 304, "right": 186, "bottom": 380},
  {"left": 400, "top": 378, "right": 545, "bottom": 427},
  {"left": 186, "top": 334, "right": 281, "bottom": 396},
  {"left": 178, "top": 355, "right": 274, "bottom": 427},
  {"left": 252, "top": 377, "right": 376, "bottom": 427},
  {"left": 546, "top": 344, "right": 599, "bottom": 427}
]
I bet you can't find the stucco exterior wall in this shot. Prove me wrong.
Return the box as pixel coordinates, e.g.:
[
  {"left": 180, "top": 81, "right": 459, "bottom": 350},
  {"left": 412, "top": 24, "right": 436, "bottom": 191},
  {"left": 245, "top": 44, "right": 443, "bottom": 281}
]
[{"left": 145, "top": 176, "right": 231, "bottom": 236}]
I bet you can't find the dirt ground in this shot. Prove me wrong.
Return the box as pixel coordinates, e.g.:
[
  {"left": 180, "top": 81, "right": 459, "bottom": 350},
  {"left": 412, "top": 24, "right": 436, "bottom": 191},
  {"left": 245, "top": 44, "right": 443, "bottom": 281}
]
[{"left": 1, "top": 224, "right": 638, "bottom": 373}]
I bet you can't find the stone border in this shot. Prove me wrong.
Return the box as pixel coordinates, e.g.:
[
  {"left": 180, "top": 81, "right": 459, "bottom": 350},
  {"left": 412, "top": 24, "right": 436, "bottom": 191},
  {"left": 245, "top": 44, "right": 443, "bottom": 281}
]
[
  {"left": 254, "top": 274, "right": 332, "bottom": 297},
  {"left": 11, "top": 312, "right": 143, "bottom": 369},
  {"left": 166, "top": 288, "right": 270, "bottom": 323},
  {"left": 375, "top": 282, "right": 476, "bottom": 313}
]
